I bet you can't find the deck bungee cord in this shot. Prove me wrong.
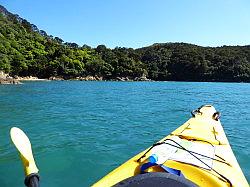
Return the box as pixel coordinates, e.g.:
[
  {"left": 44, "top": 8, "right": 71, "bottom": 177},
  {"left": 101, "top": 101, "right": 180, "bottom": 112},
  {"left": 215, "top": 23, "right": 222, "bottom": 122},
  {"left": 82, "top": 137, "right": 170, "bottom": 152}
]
[
  {"left": 137, "top": 138, "right": 233, "bottom": 187},
  {"left": 137, "top": 138, "right": 231, "bottom": 166}
]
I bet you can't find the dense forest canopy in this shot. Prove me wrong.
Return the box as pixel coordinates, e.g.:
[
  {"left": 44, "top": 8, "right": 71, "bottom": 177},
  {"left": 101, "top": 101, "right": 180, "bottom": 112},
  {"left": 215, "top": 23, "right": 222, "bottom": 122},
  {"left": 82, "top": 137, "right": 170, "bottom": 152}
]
[{"left": 0, "top": 5, "right": 250, "bottom": 82}]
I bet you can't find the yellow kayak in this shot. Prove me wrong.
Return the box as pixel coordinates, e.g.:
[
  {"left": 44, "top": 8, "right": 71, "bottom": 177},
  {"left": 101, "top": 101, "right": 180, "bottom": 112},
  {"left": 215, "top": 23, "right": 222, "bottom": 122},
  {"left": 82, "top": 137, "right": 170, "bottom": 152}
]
[{"left": 93, "top": 105, "right": 248, "bottom": 187}]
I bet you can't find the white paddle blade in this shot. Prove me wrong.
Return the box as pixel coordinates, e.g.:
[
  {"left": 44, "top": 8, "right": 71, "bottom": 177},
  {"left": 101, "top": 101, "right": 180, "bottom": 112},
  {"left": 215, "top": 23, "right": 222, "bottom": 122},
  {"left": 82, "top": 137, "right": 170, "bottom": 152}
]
[
  {"left": 10, "top": 127, "right": 32, "bottom": 160},
  {"left": 10, "top": 127, "right": 39, "bottom": 175}
]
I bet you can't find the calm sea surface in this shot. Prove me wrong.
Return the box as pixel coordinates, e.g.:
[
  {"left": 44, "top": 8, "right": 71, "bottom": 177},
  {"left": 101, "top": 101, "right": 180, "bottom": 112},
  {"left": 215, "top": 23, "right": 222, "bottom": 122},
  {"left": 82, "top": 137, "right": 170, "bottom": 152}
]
[{"left": 0, "top": 81, "right": 249, "bottom": 186}]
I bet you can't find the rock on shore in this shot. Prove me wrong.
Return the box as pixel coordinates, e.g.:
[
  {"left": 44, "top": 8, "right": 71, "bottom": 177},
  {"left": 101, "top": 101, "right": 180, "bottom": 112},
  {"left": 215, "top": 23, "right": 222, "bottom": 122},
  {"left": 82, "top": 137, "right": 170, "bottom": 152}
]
[
  {"left": 0, "top": 71, "right": 21, "bottom": 84},
  {"left": 49, "top": 76, "right": 64, "bottom": 81},
  {"left": 77, "top": 76, "right": 103, "bottom": 81},
  {"left": 15, "top": 76, "right": 48, "bottom": 81},
  {"left": 115, "top": 75, "right": 151, "bottom": 81},
  {"left": 0, "top": 78, "right": 20, "bottom": 84}
]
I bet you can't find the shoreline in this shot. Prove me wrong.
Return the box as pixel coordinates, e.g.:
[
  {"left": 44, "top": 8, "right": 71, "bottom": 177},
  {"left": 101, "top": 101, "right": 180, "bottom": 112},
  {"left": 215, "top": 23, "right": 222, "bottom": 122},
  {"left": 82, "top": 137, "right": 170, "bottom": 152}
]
[
  {"left": 48, "top": 75, "right": 151, "bottom": 82},
  {"left": 1, "top": 74, "right": 249, "bottom": 84},
  {"left": 18, "top": 78, "right": 50, "bottom": 81},
  {"left": 16, "top": 76, "right": 49, "bottom": 81},
  {"left": 0, "top": 74, "right": 50, "bottom": 84}
]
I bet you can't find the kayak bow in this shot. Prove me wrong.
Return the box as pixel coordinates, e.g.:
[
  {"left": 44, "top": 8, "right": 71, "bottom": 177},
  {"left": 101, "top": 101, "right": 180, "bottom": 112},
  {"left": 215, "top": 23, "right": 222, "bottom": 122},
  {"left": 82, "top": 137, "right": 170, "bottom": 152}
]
[{"left": 93, "top": 105, "right": 249, "bottom": 187}]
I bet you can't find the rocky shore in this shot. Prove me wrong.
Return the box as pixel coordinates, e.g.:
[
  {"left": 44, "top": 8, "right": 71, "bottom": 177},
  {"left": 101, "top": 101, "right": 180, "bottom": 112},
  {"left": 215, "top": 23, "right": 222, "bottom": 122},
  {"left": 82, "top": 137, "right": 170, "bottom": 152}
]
[
  {"left": 15, "top": 76, "right": 48, "bottom": 81},
  {"left": 0, "top": 71, "right": 151, "bottom": 84},
  {"left": 73, "top": 75, "right": 150, "bottom": 81},
  {"left": 0, "top": 77, "right": 20, "bottom": 84},
  {"left": 0, "top": 71, "right": 21, "bottom": 84},
  {"left": 49, "top": 75, "right": 151, "bottom": 81},
  {"left": 0, "top": 71, "right": 49, "bottom": 84}
]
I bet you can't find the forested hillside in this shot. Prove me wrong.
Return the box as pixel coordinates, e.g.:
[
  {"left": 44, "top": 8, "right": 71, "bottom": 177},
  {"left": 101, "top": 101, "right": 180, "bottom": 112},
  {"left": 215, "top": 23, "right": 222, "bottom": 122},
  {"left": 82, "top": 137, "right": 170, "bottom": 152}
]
[
  {"left": 137, "top": 43, "right": 250, "bottom": 81},
  {"left": 1, "top": 5, "right": 250, "bottom": 82}
]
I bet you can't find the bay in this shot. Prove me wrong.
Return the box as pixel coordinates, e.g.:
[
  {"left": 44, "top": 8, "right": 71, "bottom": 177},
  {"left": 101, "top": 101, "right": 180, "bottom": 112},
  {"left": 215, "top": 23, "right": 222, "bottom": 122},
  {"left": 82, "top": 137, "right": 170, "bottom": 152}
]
[{"left": 0, "top": 81, "right": 249, "bottom": 186}]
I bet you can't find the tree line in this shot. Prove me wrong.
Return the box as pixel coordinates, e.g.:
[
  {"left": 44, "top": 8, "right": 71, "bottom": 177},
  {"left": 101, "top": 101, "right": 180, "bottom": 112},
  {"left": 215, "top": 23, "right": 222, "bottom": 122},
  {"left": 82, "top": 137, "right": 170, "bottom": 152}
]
[{"left": 0, "top": 5, "right": 250, "bottom": 82}]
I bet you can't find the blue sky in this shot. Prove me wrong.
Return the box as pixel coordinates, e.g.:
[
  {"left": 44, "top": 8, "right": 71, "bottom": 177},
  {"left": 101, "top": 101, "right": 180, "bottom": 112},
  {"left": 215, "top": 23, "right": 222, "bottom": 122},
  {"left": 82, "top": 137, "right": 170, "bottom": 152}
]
[{"left": 1, "top": 0, "right": 250, "bottom": 48}]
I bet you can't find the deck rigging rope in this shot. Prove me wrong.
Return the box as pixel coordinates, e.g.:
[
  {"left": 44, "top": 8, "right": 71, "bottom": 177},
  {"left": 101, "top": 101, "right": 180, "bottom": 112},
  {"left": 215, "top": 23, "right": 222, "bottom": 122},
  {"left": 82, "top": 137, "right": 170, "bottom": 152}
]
[{"left": 136, "top": 138, "right": 232, "bottom": 187}]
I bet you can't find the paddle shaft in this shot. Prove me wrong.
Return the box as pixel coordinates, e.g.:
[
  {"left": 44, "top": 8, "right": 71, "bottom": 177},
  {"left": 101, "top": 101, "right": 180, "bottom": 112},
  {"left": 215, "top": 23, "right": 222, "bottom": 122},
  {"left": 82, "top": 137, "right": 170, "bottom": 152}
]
[{"left": 25, "top": 173, "right": 40, "bottom": 187}]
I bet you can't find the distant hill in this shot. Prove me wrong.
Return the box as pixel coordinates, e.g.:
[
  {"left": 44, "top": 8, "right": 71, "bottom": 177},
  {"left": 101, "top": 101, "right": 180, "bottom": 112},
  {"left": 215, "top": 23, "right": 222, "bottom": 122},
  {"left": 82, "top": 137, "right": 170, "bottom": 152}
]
[
  {"left": 0, "top": 5, "right": 250, "bottom": 82},
  {"left": 136, "top": 43, "right": 250, "bottom": 81}
]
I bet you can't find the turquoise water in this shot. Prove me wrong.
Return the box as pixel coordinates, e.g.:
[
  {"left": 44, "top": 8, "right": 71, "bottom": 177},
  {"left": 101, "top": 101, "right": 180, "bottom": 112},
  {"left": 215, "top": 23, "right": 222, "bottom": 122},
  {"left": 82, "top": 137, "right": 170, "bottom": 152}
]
[{"left": 0, "top": 81, "right": 249, "bottom": 186}]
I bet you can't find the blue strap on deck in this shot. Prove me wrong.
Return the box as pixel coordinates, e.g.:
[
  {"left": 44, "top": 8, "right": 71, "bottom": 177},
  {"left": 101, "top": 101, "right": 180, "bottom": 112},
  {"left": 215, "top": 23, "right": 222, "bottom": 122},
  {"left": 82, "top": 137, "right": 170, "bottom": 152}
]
[
  {"left": 161, "top": 164, "right": 184, "bottom": 177},
  {"left": 140, "top": 162, "right": 184, "bottom": 177},
  {"left": 140, "top": 162, "right": 157, "bottom": 173}
]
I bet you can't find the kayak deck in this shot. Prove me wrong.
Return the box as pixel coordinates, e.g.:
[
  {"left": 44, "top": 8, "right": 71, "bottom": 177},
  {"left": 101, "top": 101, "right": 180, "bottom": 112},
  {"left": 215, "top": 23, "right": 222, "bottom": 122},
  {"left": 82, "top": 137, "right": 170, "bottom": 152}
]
[{"left": 93, "top": 105, "right": 248, "bottom": 187}]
